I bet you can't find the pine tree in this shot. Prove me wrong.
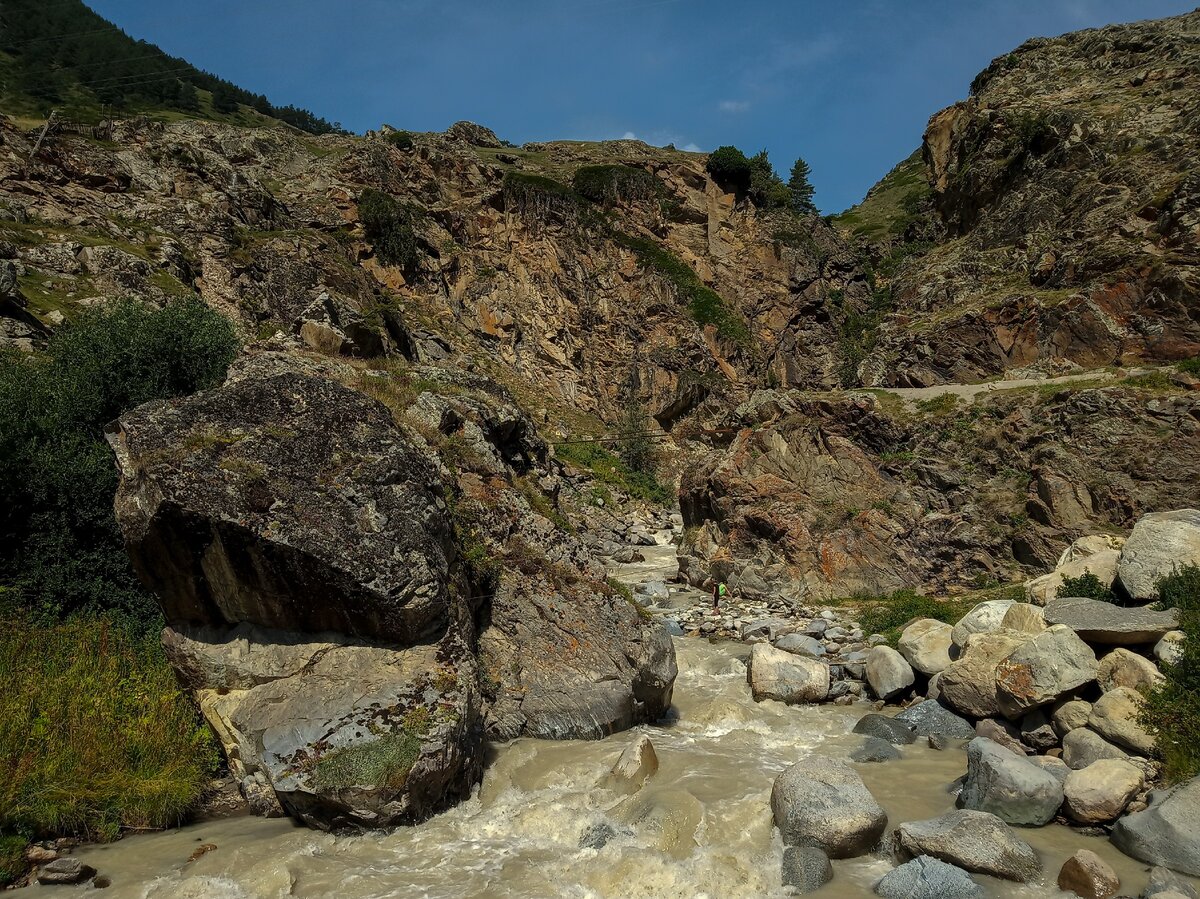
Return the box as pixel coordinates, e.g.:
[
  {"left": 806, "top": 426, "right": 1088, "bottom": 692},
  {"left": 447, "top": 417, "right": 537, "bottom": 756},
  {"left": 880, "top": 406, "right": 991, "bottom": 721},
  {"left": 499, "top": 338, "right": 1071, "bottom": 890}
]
[{"left": 788, "top": 157, "right": 817, "bottom": 213}]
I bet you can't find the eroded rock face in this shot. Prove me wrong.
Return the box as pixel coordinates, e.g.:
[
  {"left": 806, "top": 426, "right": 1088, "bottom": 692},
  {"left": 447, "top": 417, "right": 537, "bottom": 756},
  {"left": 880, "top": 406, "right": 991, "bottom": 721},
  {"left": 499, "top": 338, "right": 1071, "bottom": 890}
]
[
  {"left": 1118, "top": 510, "right": 1200, "bottom": 600},
  {"left": 1111, "top": 777, "right": 1200, "bottom": 877},
  {"left": 995, "top": 624, "right": 1098, "bottom": 719}
]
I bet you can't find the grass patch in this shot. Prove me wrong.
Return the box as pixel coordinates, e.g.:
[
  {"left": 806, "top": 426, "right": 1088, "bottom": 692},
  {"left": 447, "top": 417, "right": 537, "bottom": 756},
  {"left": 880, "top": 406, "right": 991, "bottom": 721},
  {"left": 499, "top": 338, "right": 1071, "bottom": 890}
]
[
  {"left": 850, "top": 589, "right": 974, "bottom": 645},
  {"left": 613, "top": 233, "right": 750, "bottom": 345},
  {"left": 1142, "top": 564, "right": 1200, "bottom": 782},
  {"left": 572, "top": 164, "right": 662, "bottom": 205},
  {"left": 915, "top": 393, "right": 961, "bottom": 416},
  {"left": 1178, "top": 356, "right": 1200, "bottom": 376},
  {"left": 830, "top": 150, "right": 930, "bottom": 243},
  {"left": 0, "top": 613, "right": 219, "bottom": 848},
  {"left": 555, "top": 440, "right": 673, "bottom": 505},
  {"left": 310, "top": 710, "right": 430, "bottom": 792},
  {"left": 1057, "top": 571, "right": 1117, "bottom": 604},
  {"left": 605, "top": 576, "right": 652, "bottom": 623}
]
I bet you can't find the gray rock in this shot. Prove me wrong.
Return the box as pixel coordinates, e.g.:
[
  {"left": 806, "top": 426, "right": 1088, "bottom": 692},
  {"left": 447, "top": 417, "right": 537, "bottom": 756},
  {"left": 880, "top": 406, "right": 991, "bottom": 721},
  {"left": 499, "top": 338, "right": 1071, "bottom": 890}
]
[
  {"left": 612, "top": 547, "right": 645, "bottom": 564},
  {"left": 579, "top": 821, "right": 618, "bottom": 849},
  {"left": 896, "top": 700, "right": 976, "bottom": 740},
  {"left": 995, "top": 625, "right": 1098, "bottom": 719},
  {"left": 1053, "top": 699, "right": 1093, "bottom": 736},
  {"left": 775, "top": 633, "right": 827, "bottom": 658},
  {"left": 781, "top": 846, "right": 834, "bottom": 893},
  {"left": 866, "top": 646, "right": 915, "bottom": 700},
  {"left": 875, "top": 856, "right": 983, "bottom": 899},
  {"left": 1044, "top": 597, "right": 1180, "bottom": 645},
  {"left": 939, "top": 630, "right": 1028, "bottom": 719},
  {"left": 951, "top": 600, "right": 1017, "bottom": 648},
  {"left": 853, "top": 713, "right": 918, "bottom": 745},
  {"left": 1002, "top": 603, "right": 1047, "bottom": 634},
  {"left": 1089, "top": 686, "right": 1155, "bottom": 755},
  {"left": 36, "top": 858, "right": 97, "bottom": 885},
  {"left": 1111, "top": 777, "right": 1200, "bottom": 876},
  {"left": 1063, "top": 758, "right": 1144, "bottom": 823},
  {"left": 1063, "top": 728, "right": 1131, "bottom": 770},
  {"left": 747, "top": 644, "right": 829, "bottom": 703},
  {"left": 1143, "top": 865, "right": 1199, "bottom": 899},
  {"left": 898, "top": 619, "right": 955, "bottom": 675},
  {"left": 1020, "top": 708, "right": 1060, "bottom": 751},
  {"left": 1155, "top": 631, "right": 1186, "bottom": 667},
  {"left": 975, "top": 718, "right": 1031, "bottom": 755},
  {"left": 609, "top": 734, "right": 658, "bottom": 792},
  {"left": 771, "top": 757, "right": 888, "bottom": 858},
  {"left": 893, "top": 809, "right": 1041, "bottom": 882},
  {"left": 1117, "top": 510, "right": 1200, "bottom": 600},
  {"left": 806, "top": 619, "right": 829, "bottom": 637},
  {"left": 852, "top": 736, "right": 904, "bottom": 762},
  {"left": 958, "top": 737, "right": 1064, "bottom": 826},
  {"left": 743, "top": 617, "right": 794, "bottom": 642},
  {"left": 1028, "top": 755, "right": 1071, "bottom": 783},
  {"left": 1096, "top": 648, "right": 1164, "bottom": 693}
]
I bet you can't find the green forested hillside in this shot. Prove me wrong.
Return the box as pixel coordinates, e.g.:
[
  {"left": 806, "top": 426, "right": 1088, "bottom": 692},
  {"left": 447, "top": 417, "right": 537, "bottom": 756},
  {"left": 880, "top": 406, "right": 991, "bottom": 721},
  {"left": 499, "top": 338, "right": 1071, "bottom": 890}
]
[{"left": 0, "top": 0, "right": 343, "bottom": 133}]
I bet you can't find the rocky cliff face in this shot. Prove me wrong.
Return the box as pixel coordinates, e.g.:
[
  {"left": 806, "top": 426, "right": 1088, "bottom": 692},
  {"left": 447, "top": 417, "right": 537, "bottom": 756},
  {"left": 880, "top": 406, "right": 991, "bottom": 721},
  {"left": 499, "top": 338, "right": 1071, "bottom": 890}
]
[{"left": 844, "top": 10, "right": 1200, "bottom": 387}]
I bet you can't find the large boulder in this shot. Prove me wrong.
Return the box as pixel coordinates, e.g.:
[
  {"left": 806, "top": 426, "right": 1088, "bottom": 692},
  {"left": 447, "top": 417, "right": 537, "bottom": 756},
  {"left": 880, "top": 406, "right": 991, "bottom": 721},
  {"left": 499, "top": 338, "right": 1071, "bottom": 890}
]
[
  {"left": 771, "top": 757, "right": 888, "bottom": 858},
  {"left": 1026, "top": 540, "right": 1122, "bottom": 606},
  {"left": 995, "top": 625, "right": 1098, "bottom": 719},
  {"left": 1053, "top": 699, "right": 1093, "bottom": 736},
  {"left": 853, "top": 713, "right": 918, "bottom": 745},
  {"left": 1001, "top": 603, "right": 1047, "bottom": 634},
  {"left": 958, "top": 738, "right": 1064, "bottom": 826},
  {"left": 1088, "top": 687, "right": 1155, "bottom": 756},
  {"left": 875, "top": 856, "right": 982, "bottom": 899},
  {"left": 1058, "top": 849, "right": 1120, "bottom": 899},
  {"left": 951, "top": 600, "right": 1016, "bottom": 648},
  {"left": 1111, "top": 777, "right": 1200, "bottom": 876},
  {"left": 1063, "top": 728, "right": 1131, "bottom": 770},
  {"left": 893, "top": 809, "right": 1041, "bottom": 882},
  {"left": 1118, "top": 510, "right": 1200, "bottom": 601},
  {"left": 898, "top": 619, "right": 955, "bottom": 675},
  {"left": 775, "top": 633, "right": 826, "bottom": 658},
  {"left": 866, "top": 646, "right": 916, "bottom": 700},
  {"left": 1045, "top": 597, "right": 1180, "bottom": 646},
  {"left": 1062, "top": 759, "right": 1144, "bottom": 824},
  {"left": 108, "top": 372, "right": 455, "bottom": 643},
  {"left": 896, "top": 700, "right": 976, "bottom": 741},
  {"left": 781, "top": 846, "right": 834, "bottom": 893},
  {"left": 747, "top": 643, "right": 830, "bottom": 703},
  {"left": 1096, "top": 648, "right": 1164, "bottom": 693},
  {"left": 938, "top": 630, "right": 1028, "bottom": 719}
]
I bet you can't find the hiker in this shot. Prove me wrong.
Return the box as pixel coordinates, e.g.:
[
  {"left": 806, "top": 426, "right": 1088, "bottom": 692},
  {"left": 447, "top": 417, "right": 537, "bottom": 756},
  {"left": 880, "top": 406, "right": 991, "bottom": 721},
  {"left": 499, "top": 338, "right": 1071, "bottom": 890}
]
[{"left": 712, "top": 580, "right": 728, "bottom": 610}]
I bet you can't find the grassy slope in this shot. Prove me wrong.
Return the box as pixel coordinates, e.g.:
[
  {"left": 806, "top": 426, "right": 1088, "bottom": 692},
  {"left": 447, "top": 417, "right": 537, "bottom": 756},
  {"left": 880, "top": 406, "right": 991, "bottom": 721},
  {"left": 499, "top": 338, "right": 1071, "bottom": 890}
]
[{"left": 829, "top": 149, "right": 928, "bottom": 243}]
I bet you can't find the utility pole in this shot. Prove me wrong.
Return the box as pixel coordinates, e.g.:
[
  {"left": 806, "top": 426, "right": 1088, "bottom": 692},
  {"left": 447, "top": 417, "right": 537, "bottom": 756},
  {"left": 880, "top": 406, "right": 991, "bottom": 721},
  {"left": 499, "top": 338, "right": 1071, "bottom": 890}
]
[{"left": 30, "top": 109, "right": 57, "bottom": 158}]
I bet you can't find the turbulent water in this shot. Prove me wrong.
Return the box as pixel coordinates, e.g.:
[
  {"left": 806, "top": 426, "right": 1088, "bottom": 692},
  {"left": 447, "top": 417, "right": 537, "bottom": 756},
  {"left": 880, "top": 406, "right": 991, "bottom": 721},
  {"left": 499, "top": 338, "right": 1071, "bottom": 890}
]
[{"left": 65, "top": 548, "right": 1198, "bottom": 898}]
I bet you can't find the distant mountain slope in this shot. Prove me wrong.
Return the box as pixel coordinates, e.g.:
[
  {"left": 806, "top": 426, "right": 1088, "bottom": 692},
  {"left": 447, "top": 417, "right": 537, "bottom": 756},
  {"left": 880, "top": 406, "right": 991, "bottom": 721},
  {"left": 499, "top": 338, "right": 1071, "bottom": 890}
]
[{"left": 0, "top": 0, "right": 343, "bottom": 134}]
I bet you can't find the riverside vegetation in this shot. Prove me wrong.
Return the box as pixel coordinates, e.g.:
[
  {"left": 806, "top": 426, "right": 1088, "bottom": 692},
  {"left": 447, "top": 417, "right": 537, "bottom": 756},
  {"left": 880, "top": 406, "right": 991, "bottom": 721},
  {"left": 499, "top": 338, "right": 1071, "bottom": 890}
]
[{"left": 0, "top": 1, "right": 1199, "bottom": 895}]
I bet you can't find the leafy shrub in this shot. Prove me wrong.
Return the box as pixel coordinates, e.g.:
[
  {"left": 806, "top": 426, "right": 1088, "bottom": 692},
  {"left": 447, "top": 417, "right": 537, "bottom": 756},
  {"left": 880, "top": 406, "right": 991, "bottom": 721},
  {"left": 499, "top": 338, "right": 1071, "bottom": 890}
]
[
  {"left": 0, "top": 834, "right": 25, "bottom": 888},
  {"left": 1178, "top": 356, "right": 1200, "bottom": 375},
  {"left": 555, "top": 440, "right": 673, "bottom": 505},
  {"left": 613, "top": 233, "right": 750, "bottom": 345},
  {"left": 572, "top": 164, "right": 661, "bottom": 205},
  {"left": 748, "top": 150, "right": 790, "bottom": 209},
  {"left": 501, "top": 171, "right": 600, "bottom": 228},
  {"left": 0, "top": 613, "right": 218, "bottom": 848},
  {"left": 358, "top": 188, "right": 422, "bottom": 272},
  {"left": 0, "top": 297, "right": 239, "bottom": 624},
  {"left": 705, "top": 145, "right": 752, "bottom": 193},
  {"left": 835, "top": 287, "right": 893, "bottom": 387},
  {"left": 854, "top": 589, "right": 973, "bottom": 646},
  {"left": 1057, "top": 570, "right": 1117, "bottom": 603},
  {"left": 615, "top": 399, "right": 659, "bottom": 478},
  {"left": 1142, "top": 564, "right": 1200, "bottom": 781},
  {"left": 385, "top": 130, "right": 414, "bottom": 150}
]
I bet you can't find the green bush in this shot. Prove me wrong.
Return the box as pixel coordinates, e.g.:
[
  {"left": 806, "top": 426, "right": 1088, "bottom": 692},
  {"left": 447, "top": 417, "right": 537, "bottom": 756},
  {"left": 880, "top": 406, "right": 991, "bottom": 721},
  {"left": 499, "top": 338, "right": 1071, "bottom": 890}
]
[
  {"left": 501, "top": 172, "right": 598, "bottom": 227},
  {"left": 1177, "top": 356, "right": 1200, "bottom": 375},
  {"left": 855, "top": 589, "right": 973, "bottom": 646},
  {"left": 615, "top": 399, "right": 659, "bottom": 478},
  {"left": 555, "top": 440, "right": 673, "bottom": 505},
  {"left": 358, "top": 188, "right": 422, "bottom": 272},
  {"left": 1142, "top": 564, "right": 1200, "bottom": 781},
  {"left": 0, "top": 613, "right": 218, "bottom": 850},
  {"left": 572, "top": 164, "right": 661, "bottom": 205},
  {"left": 385, "top": 130, "right": 414, "bottom": 150},
  {"left": 0, "top": 833, "right": 25, "bottom": 888},
  {"left": 1057, "top": 571, "right": 1117, "bottom": 603},
  {"left": 0, "top": 298, "right": 239, "bottom": 625},
  {"left": 748, "top": 150, "right": 790, "bottom": 209},
  {"left": 613, "top": 233, "right": 750, "bottom": 345},
  {"left": 705, "top": 145, "right": 752, "bottom": 193}
]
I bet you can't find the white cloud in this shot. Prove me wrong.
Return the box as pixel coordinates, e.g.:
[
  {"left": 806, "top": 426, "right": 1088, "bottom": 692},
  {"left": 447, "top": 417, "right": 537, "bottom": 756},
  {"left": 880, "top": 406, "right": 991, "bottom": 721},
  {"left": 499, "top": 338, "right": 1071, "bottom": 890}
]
[
  {"left": 718, "top": 99, "right": 750, "bottom": 113},
  {"left": 622, "top": 131, "right": 638, "bottom": 140},
  {"left": 683, "top": 143, "right": 701, "bottom": 153}
]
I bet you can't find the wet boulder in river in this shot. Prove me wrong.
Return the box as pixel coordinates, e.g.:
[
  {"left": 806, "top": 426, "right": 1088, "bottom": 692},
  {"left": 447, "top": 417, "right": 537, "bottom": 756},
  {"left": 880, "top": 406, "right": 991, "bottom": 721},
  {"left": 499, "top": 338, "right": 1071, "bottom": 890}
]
[
  {"left": 1110, "top": 777, "right": 1200, "bottom": 876},
  {"left": 893, "top": 809, "right": 1041, "bottom": 882},
  {"left": 771, "top": 757, "right": 888, "bottom": 858},
  {"left": 865, "top": 645, "right": 915, "bottom": 700},
  {"left": 958, "top": 737, "right": 1063, "bottom": 826},
  {"left": 747, "top": 643, "right": 829, "bottom": 703},
  {"left": 875, "top": 855, "right": 982, "bottom": 899}
]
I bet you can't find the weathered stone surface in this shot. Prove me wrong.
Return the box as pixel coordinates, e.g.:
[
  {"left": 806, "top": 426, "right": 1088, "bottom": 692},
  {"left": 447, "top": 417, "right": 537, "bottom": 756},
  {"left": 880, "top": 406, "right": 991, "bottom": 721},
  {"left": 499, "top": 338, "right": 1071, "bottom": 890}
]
[
  {"left": 1045, "top": 597, "right": 1180, "bottom": 646},
  {"left": 1057, "top": 849, "right": 1120, "bottom": 899},
  {"left": 1002, "top": 602, "right": 1047, "bottom": 634},
  {"left": 775, "top": 633, "right": 827, "bottom": 658},
  {"left": 1142, "top": 866, "right": 1199, "bottom": 899},
  {"left": 939, "top": 630, "right": 1028, "bottom": 719},
  {"left": 854, "top": 713, "right": 918, "bottom": 745},
  {"left": 1113, "top": 778, "right": 1200, "bottom": 876},
  {"left": 1089, "top": 687, "right": 1155, "bottom": 756},
  {"left": 898, "top": 619, "right": 955, "bottom": 675},
  {"left": 781, "top": 846, "right": 834, "bottom": 893},
  {"left": 951, "top": 600, "right": 1016, "bottom": 648},
  {"left": 896, "top": 700, "right": 976, "bottom": 741},
  {"left": 1096, "top": 648, "right": 1164, "bottom": 693},
  {"left": 1156, "top": 631, "right": 1186, "bottom": 667},
  {"left": 36, "top": 858, "right": 97, "bottom": 885},
  {"left": 995, "top": 624, "right": 1098, "bottom": 718},
  {"left": 875, "top": 856, "right": 982, "bottom": 899},
  {"left": 975, "top": 718, "right": 1031, "bottom": 755},
  {"left": 1028, "top": 754, "right": 1071, "bottom": 783},
  {"left": 108, "top": 372, "right": 456, "bottom": 643},
  {"left": 852, "top": 736, "right": 904, "bottom": 762},
  {"left": 1118, "top": 510, "right": 1200, "bottom": 600},
  {"left": 1019, "top": 708, "right": 1059, "bottom": 751},
  {"left": 893, "top": 810, "right": 1041, "bottom": 882},
  {"left": 1027, "top": 545, "right": 1122, "bottom": 606},
  {"left": 609, "top": 734, "right": 658, "bottom": 792},
  {"left": 959, "top": 737, "right": 1064, "bottom": 826},
  {"left": 747, "top": 643, "right": 829, "bottom": 704},
  {"left": 866, "top": 646, "right": 916, "bottom": 700},
  {"left": 1062, "top": 759, "right": 1144, "bottom": 823},
  {"left": 771, "top": 757, "right": 888, "bottom": 858},
  {"left": 1053, "top": 699, "right": 1093, "bottom": 737},
  {"left": 1063, "top": 728, "right": 1131, "bottom": 770}
]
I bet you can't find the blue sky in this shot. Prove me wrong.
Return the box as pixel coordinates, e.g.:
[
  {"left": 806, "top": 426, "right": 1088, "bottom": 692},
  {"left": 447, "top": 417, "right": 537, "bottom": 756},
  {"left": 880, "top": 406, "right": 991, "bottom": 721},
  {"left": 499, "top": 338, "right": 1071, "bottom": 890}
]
[{"left": 90, "top": 0, "right": 1195, "bottom": 212}]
